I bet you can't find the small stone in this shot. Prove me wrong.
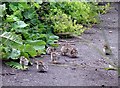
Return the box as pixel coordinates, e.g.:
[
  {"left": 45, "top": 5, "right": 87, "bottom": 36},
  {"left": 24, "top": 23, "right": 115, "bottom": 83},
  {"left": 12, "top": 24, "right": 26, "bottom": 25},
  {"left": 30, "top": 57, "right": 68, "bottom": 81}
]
[
  {"left": 109, "top": 31, "right": 112, "bottom": 33},
  {"left": 71, "top": 67, "right": 76, "bottom": 70},
  {"left": 101, "top": 85, "right": 105, "bottom": 87},
  {"left": 53, "top": 77, "right": 56, "bottom": 79},
  {"left": 95, "top": 69, "right": 97, "bottom": 71}
]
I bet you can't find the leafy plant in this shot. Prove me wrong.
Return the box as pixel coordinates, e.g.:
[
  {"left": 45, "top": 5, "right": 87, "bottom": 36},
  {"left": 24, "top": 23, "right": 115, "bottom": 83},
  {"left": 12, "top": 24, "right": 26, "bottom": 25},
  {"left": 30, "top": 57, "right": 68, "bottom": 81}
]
[
  {"left": 49, "top": 2, "right": 100, "bottom": 26},
  {"left": 5, "top": 61, "right": 28, "bottom": 70},
  {"left": 1, "top": 2, "right": 59, "bottom": 69},
  {"left": 48, "top": 9, "right": 84, "bottom": 35},
  {"left": 1, "top": 2, "right": 110, "bottom": 69}
]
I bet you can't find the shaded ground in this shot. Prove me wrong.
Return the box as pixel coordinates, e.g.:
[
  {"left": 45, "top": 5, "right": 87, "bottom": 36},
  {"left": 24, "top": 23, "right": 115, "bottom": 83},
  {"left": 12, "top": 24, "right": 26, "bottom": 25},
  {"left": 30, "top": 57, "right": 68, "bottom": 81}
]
[{"left": 1, "top": 3, "right": 119, "bottom": 86}]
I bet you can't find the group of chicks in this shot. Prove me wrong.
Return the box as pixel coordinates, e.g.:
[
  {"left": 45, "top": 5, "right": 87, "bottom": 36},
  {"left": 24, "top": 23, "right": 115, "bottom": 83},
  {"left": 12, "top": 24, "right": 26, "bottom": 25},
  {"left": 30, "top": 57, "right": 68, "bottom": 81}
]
[
  {"left": 47, "top": 43, "right": 78, "bottom": 63},
  {"left": 19, "top": 42, "right": 78, "bottom": 73},
  {"left": 19, "top": 41, "right": 112, "bottom": 73}
]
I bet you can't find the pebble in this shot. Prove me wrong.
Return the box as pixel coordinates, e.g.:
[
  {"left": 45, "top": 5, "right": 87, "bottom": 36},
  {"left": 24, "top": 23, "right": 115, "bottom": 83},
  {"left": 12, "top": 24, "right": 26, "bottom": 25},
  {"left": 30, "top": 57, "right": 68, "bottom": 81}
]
[
  {"left": 71, "top": 67, "right": 76, "bottom": 70},
  {"left": 109, "top": 31, "right": 112, "bottom": 33}
]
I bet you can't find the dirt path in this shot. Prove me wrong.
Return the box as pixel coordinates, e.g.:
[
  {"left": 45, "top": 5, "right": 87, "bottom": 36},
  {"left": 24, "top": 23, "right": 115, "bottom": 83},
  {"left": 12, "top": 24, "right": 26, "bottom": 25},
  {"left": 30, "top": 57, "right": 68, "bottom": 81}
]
[{"left": 1, "top": 3, "right": 118, "bottom": 86}]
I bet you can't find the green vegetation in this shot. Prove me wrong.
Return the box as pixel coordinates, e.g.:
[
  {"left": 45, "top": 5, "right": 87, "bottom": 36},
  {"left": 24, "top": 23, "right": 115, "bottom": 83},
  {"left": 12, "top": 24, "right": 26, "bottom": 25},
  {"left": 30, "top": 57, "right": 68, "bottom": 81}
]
[{"left": 0, "top": 1, "right": 109, "bottom": 69}]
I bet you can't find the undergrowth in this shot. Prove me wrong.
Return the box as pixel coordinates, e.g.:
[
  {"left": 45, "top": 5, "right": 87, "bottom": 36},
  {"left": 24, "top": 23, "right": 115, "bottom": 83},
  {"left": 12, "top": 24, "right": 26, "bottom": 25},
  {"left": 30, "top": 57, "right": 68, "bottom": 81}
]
[{"left": 0, "top": 1, "right": 110, "bottom": 69}]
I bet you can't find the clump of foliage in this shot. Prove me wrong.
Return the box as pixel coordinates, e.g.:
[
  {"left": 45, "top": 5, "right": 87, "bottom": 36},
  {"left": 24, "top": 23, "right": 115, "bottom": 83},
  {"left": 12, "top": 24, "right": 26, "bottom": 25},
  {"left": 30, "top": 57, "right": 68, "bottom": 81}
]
[
  {"left": 45, "top": 2, "right": 110, "bottom": 35},
  {"left": 0, "top": 2, "right": 59, "bottom": 69},
  {"left": 0, "top": 1, "right": 110, "bottom": 69},
  {"left": 48, "top": 9, "right": 84, "bottom": 35},
  {"left": 50, "top": 2, "right": 99, "bottom": 25}
]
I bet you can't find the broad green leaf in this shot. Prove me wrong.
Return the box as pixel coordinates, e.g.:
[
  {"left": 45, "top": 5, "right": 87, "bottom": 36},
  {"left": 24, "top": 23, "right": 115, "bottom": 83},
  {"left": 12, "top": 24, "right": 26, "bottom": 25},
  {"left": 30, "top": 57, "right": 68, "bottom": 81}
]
[
  {"left": 13, "top": 16, "right": 20, "bottom": 21},
  {"left": 5, "top": 61, "right": 28, "bottom": 70},
  {"left": 8, "top": 48, "right": 21, "bottom": 60},
  {"left": 26, "top": 40, "right": 46, "bottom": 54},
  {"left": 0, "top": 46, "right": 11, "bottom": 59},
  {"left": 36, "top": 46, "right": 46, "bottom": 55},
  {"left": 34, "top": 3, "right": 40, "bottom": 8},
  {"left": 9, "top": 3, "right": 18, "bottom": 11},
  {"left": 18, "top": 44, "right": 37, "bottom": 57},
  {"left": 18, "top": 0, "right": 30, "bottom": 9},
  {"left": 18, "top": 3, "right": 24, "bottom": 11},
  {"left": 5, "top": 15, "right": 15, "bottom": 22},
  {"left": 23, "top": 10, "right": 35, "bottom": 19},
  {"left": 0, "top": 32, "right": 23, "bottom": 45},
  {"left": 47, "top": 39, "right": 54, "bottom": 45},
  {"left": 33, "top": 45, "right": 45, "bottom": 51},
  {"left": 47, "top": 39, "right": 58, "bottom": 45},
  {"left": 26, "top": 40, "right": 46, "bottom": 46},
  {"left": 39, "top": 34, "right": 47, "bottom": 39},
  {"left": 50, "top": 43, "right": 59, "bottom": 47},
  {"left": 24, "top": 44, "right": 37, "bottom": 57},
  {"left": 18, "top": 3, "right": 29, "bottom": 11},
  {"left": 16, "top": 21, "right": 28, "bottom": 28},
  {"left": 21, "top": 52, "right": 29, "bottom": 59},
  {"left": 5, "top": 15, "right": 20, "bottom": 22},
  {"left": 30, "top": 19, "right": 38, "bottom": 25},
  {"left": 13, "top": 10, "right": 23, "bottom": 19}
]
